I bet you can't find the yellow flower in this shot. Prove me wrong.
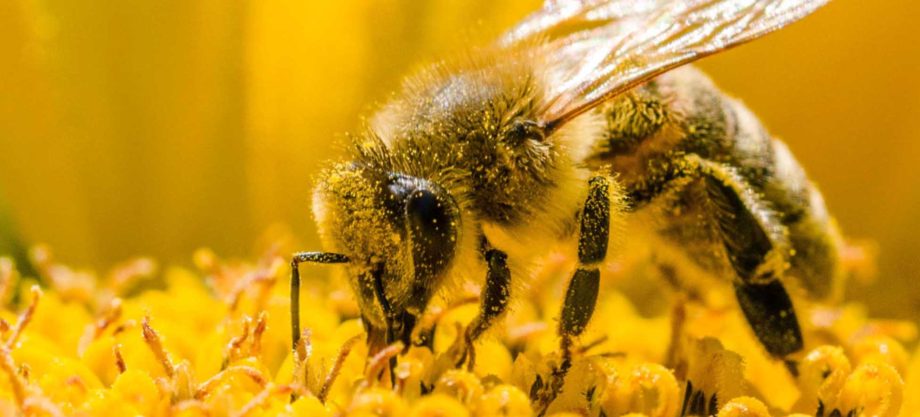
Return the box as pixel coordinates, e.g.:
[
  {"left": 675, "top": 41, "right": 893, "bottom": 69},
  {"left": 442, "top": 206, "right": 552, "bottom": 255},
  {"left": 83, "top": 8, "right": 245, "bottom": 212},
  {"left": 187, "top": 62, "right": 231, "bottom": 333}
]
[{"left": 0, "top": 244, "right": 916, "bottom": 417}]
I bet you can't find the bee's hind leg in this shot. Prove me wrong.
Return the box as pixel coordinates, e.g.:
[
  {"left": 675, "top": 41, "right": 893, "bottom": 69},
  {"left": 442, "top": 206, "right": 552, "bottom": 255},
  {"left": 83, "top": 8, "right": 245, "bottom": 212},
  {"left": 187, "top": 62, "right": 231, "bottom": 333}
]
[
  {"left": 534, "top": 175, "right": 611, "bottom": 416},
  {"left": 688, "top": 156, "right": 804, "bottom": 369},
  {"left": 457, "top": 242, "right": 512, "bottom": 370}
]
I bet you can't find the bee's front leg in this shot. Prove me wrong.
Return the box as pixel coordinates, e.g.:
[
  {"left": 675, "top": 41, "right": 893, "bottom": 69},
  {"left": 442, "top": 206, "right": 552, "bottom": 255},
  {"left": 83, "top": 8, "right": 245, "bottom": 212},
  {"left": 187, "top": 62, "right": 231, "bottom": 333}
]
[
  {"left": 534, "top": 175, "right": 611, "bottom": 415},
  {"left": 457, "top": 244, "right": 512, "bottom": 370},
  {"left": 290, "top": 251, "right": 349, "bottom": 352}
]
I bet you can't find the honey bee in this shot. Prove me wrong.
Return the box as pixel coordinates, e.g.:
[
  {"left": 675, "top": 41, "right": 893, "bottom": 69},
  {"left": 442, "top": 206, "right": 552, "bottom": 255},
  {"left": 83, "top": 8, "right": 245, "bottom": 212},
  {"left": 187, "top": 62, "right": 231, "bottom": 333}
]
[{"left": 292, "top": 0, "right": 843, "bottom": 410}]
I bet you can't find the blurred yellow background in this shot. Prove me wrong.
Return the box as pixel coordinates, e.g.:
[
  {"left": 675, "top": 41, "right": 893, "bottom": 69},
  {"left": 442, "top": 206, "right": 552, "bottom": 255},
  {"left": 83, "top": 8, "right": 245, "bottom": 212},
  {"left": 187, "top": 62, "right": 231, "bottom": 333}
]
[{"left": 1, "top": 1, "right": 919, "bottom": 321}]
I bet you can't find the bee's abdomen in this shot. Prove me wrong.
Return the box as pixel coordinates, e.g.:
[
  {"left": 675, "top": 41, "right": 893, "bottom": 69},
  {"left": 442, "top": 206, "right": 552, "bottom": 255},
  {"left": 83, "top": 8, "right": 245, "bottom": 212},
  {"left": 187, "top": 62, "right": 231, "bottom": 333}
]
[
  {"left": 765, "top": 139, "right": 844, "bottom": 299},
  {"left": 585, "top": 65, "right": 844, "bottom": 300}
]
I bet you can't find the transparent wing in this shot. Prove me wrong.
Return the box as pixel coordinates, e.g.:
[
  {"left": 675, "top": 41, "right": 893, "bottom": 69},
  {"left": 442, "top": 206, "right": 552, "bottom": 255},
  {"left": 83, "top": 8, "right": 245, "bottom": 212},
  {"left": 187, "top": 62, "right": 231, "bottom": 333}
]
[
  {"left": 502, "top": 0, "right": 829, "bottom": 129},
  {"left": 502, "top": 0, "right": 672, "bottom": 45}
]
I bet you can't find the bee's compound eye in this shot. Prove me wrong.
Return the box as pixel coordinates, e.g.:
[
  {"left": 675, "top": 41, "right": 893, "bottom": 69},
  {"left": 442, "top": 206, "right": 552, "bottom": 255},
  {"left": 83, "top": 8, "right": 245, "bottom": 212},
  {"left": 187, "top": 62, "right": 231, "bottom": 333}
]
[
  {"left": 385, "top": 173, "right": 459, "bottom": 270},
  {"left": 408, "top": 190, "right": 436, "bottom": 220},
  {"left": 406, "top": 189, "right": 453, "bottom": 242},
  {"left": 385, "top": 174, "right": 459, "bottom": 315},
  {"left": 405, "top": 184, "right": 459, "bottom": 272}
]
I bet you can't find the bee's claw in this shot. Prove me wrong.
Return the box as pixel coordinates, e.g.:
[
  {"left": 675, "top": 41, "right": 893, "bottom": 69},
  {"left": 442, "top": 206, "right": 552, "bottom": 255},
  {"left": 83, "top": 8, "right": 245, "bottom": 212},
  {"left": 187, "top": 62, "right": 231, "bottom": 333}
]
[
  {"left": 453, "top": 348, "right": 468, "bottom": 369},
  {"left": 465, "top": 345, "right": 477, "bottom": 372},
  {"left": 532, "top": 339, "right": 576, "bottom": 416},
  {"left": 462, "top": 333, "right": 477, "bottom": 371},
  {"left": 449, "top": 327, "right": 476, "bottom": 371}
]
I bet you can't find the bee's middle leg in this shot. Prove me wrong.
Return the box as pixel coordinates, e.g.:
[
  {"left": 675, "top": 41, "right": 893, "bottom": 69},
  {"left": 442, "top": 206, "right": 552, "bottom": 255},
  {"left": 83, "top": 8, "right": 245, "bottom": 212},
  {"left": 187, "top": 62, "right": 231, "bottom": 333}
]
[{"left": 535, "top": 175, "right": 611, "bottom": 414}]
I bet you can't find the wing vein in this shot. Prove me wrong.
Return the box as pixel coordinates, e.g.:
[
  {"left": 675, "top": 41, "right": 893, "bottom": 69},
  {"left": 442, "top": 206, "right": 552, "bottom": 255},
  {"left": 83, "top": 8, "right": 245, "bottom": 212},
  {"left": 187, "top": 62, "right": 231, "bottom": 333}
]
[{"left": 502, "top": 0, "right": 830, "bottom": 129}]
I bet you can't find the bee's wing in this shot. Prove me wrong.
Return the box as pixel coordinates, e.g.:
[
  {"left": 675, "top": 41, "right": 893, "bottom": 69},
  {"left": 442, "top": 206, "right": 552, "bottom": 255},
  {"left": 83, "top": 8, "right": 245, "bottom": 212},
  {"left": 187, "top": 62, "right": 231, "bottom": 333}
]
[{"left": 502, "top": 0, "right": 829, "bottom": 129}]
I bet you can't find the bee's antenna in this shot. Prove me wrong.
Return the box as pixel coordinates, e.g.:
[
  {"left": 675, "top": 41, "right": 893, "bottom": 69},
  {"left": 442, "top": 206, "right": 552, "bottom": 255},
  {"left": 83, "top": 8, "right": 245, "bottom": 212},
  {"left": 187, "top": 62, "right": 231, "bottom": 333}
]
[{"left": 290, "top": 252, "right": 349, "bottom": 354}]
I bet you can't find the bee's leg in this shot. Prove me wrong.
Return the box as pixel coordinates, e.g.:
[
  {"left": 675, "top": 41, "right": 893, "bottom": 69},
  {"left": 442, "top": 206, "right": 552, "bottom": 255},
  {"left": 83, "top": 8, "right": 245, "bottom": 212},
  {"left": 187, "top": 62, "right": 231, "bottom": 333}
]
[
  {"left": 458, "top": 245, "right": 512, "bottom": 370},
  {"left": 289, "top": 251, "right": 349, "bottom": 353},
  {"left": 686, "top": 157, "right": 804, "bottom": 366},
  {"left": 535, "top": 176, "right": 610, "bottom": 415}
]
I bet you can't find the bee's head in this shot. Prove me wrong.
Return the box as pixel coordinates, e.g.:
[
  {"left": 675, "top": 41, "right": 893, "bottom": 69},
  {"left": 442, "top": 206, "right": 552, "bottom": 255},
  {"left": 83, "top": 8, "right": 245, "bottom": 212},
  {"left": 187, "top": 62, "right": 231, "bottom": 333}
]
[{"left": 312, "top": 162, "right": 460, "bottom": 347}]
